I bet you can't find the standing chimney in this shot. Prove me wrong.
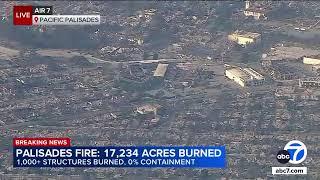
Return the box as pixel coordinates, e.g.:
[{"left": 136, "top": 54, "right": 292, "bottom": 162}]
[{"left": 245, "top": 1, "right": 250, "bottom": 9}]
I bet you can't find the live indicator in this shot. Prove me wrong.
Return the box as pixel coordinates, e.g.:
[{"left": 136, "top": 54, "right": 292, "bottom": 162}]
[{"left": 13, "top": 6, "right": 33, "bottom": 25}]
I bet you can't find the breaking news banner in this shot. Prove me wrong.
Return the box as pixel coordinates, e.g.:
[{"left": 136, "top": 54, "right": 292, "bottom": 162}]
[
  {"left": 13, "top": 5, "right": 100, "bottom": 26},
  {"left": 13, "top": 138, "right": 226, "bottom": 168}
]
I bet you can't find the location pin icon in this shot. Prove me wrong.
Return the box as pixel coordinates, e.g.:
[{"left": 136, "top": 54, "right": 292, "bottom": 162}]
[{"left": 34, "top": 17, "right": 38, "bottom": 23}]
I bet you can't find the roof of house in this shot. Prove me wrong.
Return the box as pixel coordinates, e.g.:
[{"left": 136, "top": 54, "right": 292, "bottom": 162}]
[
  {"left": 226, "top": 67, "right": 264, "bottom": 81},
  {"left": 226, "top": 67, "right": 251, "bottom": 80},
  {"left": 154, "top": 63, "right": 169, "bottom": 77},
  {"left": 231, "top": 30, "right": 261, "bottom": 39}
]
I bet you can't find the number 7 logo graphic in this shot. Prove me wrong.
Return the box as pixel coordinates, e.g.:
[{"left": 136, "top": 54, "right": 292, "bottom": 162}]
[{"left": 284, "top": 140, "right": 307, "bottom": 164}]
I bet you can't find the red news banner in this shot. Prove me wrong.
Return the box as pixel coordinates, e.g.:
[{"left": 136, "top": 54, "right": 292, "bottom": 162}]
[
  {"left": 13, "top": 5, "right": 53, "bottom": 25},
  {"left": 13, "top": 138, "right": 71, "bottom": 147},
  {"left": 13, "top": 5, "right": 100, "bottom": 26}
]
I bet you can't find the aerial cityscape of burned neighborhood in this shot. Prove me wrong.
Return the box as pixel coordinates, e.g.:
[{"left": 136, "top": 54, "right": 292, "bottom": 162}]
[{"left": 0, "top": 1, "right": 320, "bottom": 179}]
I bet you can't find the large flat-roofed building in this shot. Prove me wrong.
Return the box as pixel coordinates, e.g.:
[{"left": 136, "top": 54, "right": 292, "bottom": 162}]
[
  {"left": 228, "top": 31, "right": 261, "bottom": 47},
  {"left": 153, "top": 63, "right": 168, "bottom": 77},
  {"left": 299, "top": 77, "right": 320, "bottom": 88},
  {"left": 242, "top": 68, "right": 265, "bottom": 80},
  {"left": 303, "top": 55, "right": 320, "bottom": 65},
  {"left": 225, "top": 67, "right": 265, "bottom": 87}
]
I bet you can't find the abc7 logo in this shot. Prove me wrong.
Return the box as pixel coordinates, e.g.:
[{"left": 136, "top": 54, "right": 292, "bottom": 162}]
[
  {"left": 277, "top": 150, "right": 291, "bottom": 164},
  {"left": 276, "top": 140, "right": 307, "bottom": 164}
]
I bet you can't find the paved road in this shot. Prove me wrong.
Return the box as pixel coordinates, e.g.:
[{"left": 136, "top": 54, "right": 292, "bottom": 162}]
[{"left": 85, "top": 55, "right": 188, "bottom": 64}]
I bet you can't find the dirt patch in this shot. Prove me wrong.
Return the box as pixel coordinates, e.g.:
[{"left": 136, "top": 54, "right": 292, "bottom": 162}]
[
  {"left": 0, "top": 46, "right": 20, "bottom": 60},
  {"left": 35, "top": 49, "right": 81, "bottom": 58}
]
